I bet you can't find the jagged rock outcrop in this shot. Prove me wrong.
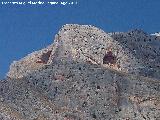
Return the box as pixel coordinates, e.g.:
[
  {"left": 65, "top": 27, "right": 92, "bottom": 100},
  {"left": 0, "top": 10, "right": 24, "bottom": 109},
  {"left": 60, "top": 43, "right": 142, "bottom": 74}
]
[
  {"left": 6, "top": 44, "right": 54, "bottom": 79},
  {"left": 109, "top": 30, "right": 160, "bottom": 79},
  {"left": 1, "top": 24, "right": 160, "bottom": 120}
]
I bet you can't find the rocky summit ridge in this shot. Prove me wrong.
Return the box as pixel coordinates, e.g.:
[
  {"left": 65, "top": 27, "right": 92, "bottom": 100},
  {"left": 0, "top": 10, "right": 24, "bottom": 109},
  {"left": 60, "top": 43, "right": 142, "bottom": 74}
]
[{"left": 0, "top": 24, "right": 160, "bottom": 120}]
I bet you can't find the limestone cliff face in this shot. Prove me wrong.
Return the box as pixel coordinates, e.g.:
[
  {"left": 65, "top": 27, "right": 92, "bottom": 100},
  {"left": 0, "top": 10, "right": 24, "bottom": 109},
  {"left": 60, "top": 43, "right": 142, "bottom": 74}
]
[
  {"left": 1, "top": 24, "right": 160, "bottom": 120},
  {"left": 8, "top": 24, "right": 160, "bottom": 79}
]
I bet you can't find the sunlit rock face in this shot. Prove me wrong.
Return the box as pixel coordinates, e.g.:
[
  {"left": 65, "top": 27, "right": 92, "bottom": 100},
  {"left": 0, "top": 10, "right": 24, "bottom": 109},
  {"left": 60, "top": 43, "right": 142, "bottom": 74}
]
[
  {"left": 7, "top": 25, "right": 160, "bottom": 80},
  {"left": 6, "top": 44, "right": 54, "bottom": 79},
  {"left": 2, "top": 24, "right": 160, "bottom": 120},
  {"left": 7, "top": 24, "right": 157, "bottom": 79},
  {"left": 151, "top": 32, "right": 160, "bottom": 37}
]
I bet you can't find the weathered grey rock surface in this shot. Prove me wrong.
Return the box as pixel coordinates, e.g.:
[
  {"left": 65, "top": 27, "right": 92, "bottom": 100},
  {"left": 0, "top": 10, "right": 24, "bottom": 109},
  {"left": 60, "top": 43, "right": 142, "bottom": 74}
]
[{"left": 1, "top": 24, "right": 160, "bottom": 120}]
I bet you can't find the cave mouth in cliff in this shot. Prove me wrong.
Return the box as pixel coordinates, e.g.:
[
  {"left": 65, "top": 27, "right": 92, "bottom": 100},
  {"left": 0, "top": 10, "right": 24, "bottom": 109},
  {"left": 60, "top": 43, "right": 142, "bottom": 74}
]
[
  {"left": 103, "top": 51, "right": 116, "bottom": 65},
  {"left": 36, "top": 50, "right": 52, "bottom": 64}
]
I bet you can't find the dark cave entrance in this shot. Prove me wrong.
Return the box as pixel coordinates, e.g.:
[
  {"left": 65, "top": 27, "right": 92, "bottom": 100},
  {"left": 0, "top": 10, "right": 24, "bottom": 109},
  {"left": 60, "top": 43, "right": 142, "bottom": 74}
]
[
  {"left": 103, "top": 51, "right": 117, "bottom": 65},
  {"left": 36, "top": 50, "right": 52, "bottom": 64}
]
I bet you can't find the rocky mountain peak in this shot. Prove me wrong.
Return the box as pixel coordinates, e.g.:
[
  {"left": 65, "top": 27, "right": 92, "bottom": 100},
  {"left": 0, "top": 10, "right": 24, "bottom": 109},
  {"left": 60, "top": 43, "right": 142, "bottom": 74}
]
[
  {"left": 1, "top": 24, "right": 160, "bottom": 120},
  {"left": 7, "top": 24, "right": 160, "bottom": 80}
]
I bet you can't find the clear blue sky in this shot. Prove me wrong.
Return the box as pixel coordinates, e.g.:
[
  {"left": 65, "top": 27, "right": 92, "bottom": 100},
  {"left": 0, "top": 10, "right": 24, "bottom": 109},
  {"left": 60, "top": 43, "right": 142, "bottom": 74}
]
[{"left": 0, "top": 0, "right": 160, "bottom": 79}]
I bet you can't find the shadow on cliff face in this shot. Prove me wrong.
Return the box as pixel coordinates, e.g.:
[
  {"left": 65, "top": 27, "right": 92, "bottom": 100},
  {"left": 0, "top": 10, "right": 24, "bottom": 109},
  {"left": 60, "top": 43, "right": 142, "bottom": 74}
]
[
  {"left": 36, "top": 50, "right": 52, "bottom": 64},
  {"left": 1, "top": 60, "right": 120, "bottom": 119},
  {"left": 103, "top": 51, "right": 117, "bottom": 65},
  {"left": 109, "top": 30, "right": 160, "bottom": 79}
]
